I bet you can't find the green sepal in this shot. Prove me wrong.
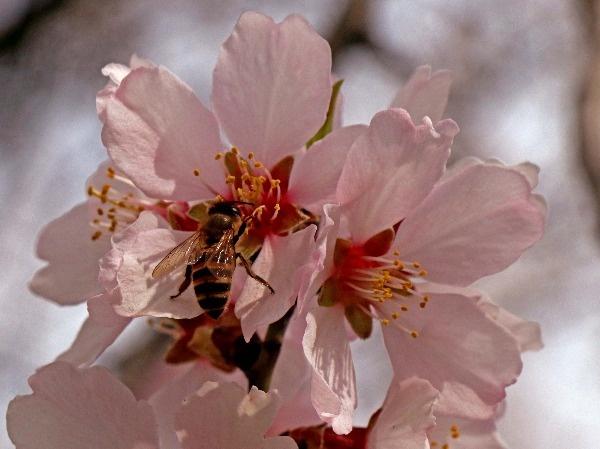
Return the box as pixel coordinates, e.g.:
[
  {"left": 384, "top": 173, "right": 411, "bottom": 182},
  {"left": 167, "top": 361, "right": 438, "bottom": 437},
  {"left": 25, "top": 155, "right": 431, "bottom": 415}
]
[
  {"left": 187, "top": 202, "right": 210, "bottom": 223},
  {"left": 344, "top": 304, "right": 373, "bottom": 339},
  {"left": 318, "top": 278, "right": 338, "bottom": 307},
  {"left": 306, "top": 79, "right": 344, "bottom": 148}
]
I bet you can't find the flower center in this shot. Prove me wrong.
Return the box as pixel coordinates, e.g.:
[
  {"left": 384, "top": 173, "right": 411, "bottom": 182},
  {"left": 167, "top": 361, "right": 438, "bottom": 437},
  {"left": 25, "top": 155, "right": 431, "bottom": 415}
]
[
  {"left": 195, "top": 148, "right": 315, "bottom": 255},
  {"left": 321, "top": 230, "right": 429, "bottom": 339}
]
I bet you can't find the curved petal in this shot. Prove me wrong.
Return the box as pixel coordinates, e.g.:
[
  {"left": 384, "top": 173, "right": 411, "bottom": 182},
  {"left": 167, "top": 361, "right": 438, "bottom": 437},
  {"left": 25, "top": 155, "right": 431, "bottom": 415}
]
[
  {"left": 105, "top": 212, "right": 202, "bottom": 319},
  {"left": 478, "top": 299, "right": 543, "bottom": 353},
  {"left": 7, "top": 362, "right": 159, "bottom": 449},
  {"left": 367, "top": 377, "right": 438, "bottom": 449},
  {"left": 380, "top": 290, "right": 522, "bottom": 411},
  {"left": 288, "top": 125, "right": 366, "bottom": 211},
  {"left": 175, "top": 382, "right": 297, "bottom": 449},
  {"left": 395, "top": 163, "right": 546, "bottom": 286},
  {"left": 337, "top": 109, "right": 458, "bottom": 243},
  {"left": 303, "top": 305, "right": 356, "bottom": 435},
  {"left": 236, "top": 226, "right": 317, "bottom": 341},
  {"left": 391, "top": 65, "right": 453, "bottom": 123},
  {"left": 57, "top": 291, "right": 131, "bottom": 367},
  {"left": 102, "top": 65, "right": 226, "bottom": 201},
  {"left": 212, "top": 12, "right": 332, "bottom": 166},
  {"left": 269, "top": 309, "right": 321, "bottom": 436},
  {"left": 149, "top": 362, "right": 247, "bottom": 449},
  {"left": 30, "top": 202, "right": 106, "bottom": 305}
]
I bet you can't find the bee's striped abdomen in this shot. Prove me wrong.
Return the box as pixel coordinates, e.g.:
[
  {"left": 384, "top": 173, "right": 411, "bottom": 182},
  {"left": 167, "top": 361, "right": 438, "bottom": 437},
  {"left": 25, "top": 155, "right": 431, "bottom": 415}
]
[{"left": 192, "top": 263, "right": 232, "bottom": 319}]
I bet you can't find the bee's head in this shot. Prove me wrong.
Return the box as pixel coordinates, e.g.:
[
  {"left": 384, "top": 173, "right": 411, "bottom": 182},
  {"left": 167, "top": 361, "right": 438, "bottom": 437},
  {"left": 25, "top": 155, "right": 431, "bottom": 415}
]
[{"left": 208, "top": 201, "right": 252, "bottom": 217}]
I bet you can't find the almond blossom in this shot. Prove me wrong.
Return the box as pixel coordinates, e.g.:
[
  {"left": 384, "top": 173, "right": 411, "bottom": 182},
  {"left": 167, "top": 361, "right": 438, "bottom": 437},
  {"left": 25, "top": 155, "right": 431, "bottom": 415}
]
[
  {"left": 7, "top": 361, "right": 295, "bottom": 449},
  {"left": 99, "top": 11, "right": 365, "bottom": 336},
  {"left": 29, "top": 160, "right": 170, "bottom": 304},
  {"left": 299, "top": 108, "right": 546, "bottom": 432}
]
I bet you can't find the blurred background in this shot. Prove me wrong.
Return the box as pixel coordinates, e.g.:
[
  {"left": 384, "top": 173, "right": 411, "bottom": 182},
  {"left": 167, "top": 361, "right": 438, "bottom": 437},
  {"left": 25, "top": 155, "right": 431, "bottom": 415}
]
[{"left": 1, "top": 0, "right": 599, "bottom": 447}]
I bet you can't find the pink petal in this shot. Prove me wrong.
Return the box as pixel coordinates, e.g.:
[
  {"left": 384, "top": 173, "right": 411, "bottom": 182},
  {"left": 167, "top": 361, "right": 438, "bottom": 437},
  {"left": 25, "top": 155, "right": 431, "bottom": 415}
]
[
  {"left": 236, "top": 226, "right": 317, "bottom": 341},
  {"left": 30, "top": 202, "right": 106, "bottom": 304},
  {"left": 395, "top": 163, "right": 546, "bottom": 286},
  {"left": 149, "top": 362, "right": 247, "bottom": 449},
  {"left": 175, "top": 382, "right": 297, "bottom": 449},
  {"left": 105, "top": 212, "right": 201, "bottom": 318},
  {"left": 102, "top": 65, "right": 226, "bottom": 201},
  {"left": 57, "top": 291, "right": 131, "bottom": 367},
  {"left": 212, "top": 12, "right": 332, "bottom": 166},
  {"left": 288, "top": 125, "right": 366, "bottom": 211},
  {"left": 337, "top": 109, "right": 458, "bottom": 242},
  {"left": 391, "top": 65, "right": 453, "bottom": 123},
  {"left": 428, "top": 410, "right": 507, "bottom": 449},
  {"left": 7, "top": 361, "right": 159, "bottom": 449},
  {"left": 269, "top": 310, "right": 322, "bottom": 436},
  {"left": 298, "top": 204, "right": 340, "bottom": 310},
  {"left": 303, "top": 305, "right": 356, "bottom": 435},
  {"left": 367, "top": 377, "right": 438, "bottom": 449},
  {"left": 380, "top": 289, "right": 522, "bottom": 410},
  {"left": 478, "top": 299, "right": 543, "bottom": 352}
]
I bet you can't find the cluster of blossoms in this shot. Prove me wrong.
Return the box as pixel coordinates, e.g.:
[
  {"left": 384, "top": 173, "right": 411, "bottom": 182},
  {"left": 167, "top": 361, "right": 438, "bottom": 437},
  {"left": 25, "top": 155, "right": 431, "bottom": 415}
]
[{"left": 9, "top": 12, "right": 546, "bottom": 449}]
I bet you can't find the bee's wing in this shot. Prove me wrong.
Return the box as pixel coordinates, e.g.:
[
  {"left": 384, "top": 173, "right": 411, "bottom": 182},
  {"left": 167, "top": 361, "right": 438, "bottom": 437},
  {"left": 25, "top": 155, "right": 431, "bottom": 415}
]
[
  {"left": 205, "top": 229, "right": 236, "bottom": 279},
  {"left": 152, "top": 231, "right": 206, "bottom": 278}
]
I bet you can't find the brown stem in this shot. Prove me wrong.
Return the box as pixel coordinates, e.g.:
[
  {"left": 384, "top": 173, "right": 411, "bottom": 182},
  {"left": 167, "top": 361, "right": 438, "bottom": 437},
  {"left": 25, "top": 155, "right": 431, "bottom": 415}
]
[{"left": 243, "top": 307, "right": 294, "bottom": 391}]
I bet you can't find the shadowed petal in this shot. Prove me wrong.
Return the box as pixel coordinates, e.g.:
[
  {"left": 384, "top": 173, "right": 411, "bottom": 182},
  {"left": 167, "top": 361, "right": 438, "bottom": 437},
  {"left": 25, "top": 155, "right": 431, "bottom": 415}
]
[
  {"left": 212, "top": 12, "right": 332, "bottom": 166},
  {"left": 175, "top": 382, "right": 297, "bottom": 449},
  {"left": 30, "top": 202, "right": 106, "bottom": 304},
  {"left": 149, "top": 362, "right": 247, "bottom": 449},
  {"left": 236, "top": 226, "right": 317, "bottom": 341},
  {"left": 57, "top": 290, "right": 131, "bottom": 367},
  {"left": 7, "top": 362, "right": 159, "bottom": 449},
  {"left": 288, "top": 125, "right": 366, "bottom": 211}
]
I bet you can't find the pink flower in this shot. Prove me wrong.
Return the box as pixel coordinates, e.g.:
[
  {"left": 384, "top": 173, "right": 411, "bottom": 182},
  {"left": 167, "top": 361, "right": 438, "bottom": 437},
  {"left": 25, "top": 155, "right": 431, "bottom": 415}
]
[
  {"left": 29, "top": 161, "right": 162, "bottom": 304},
  {"left": 7, "top": 361, "right": 296, "bottom": 449},
  {"left": 99, "top": 12, "right": 363, "bottom": 336},
  {"left": 299, "top": 108, "right": 546, "bottom": 431}
]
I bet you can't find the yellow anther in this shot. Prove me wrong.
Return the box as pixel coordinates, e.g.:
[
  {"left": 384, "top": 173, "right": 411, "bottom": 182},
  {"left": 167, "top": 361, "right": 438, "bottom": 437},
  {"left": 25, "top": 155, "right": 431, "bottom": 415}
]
[
  {"left": 394, "top": 260, "right": 404, "bottom": 269},
  {"left": 393, "top": 250, "right": 400, "bottom": 256},
  {"left": 419, "top": 302, "right": 427, "bottom": 309},
  {"left": 270, "top": 179, "right": 281, "bottom": 189},
  {"left": 401, "top": 306, "right": 408, "bottom": 312},
  {"left": 87, "top": 186, "right": 94, "bottom": 196},
  {"left": 381, "top": 319, "right": 390, "bottom": 326},
  {"left": 274, "top": 203, "right": 281, "bottom": 211},
  {"left": 193, "top": 169, "right": 201, "bottom": 176},
  {"left": 442, "top": 445, "right": 449, "bottom": 449},
  {"left": 91, "top": 231, "right": 102, "bottom": 241},
  {"left": 248, "top": 152, "right": 255, "bottom": 159},
  {"left": 419, "top": 269, "right": 428, "bottom": 277},
  {"left": 214, "top": 152, "right": 223, "bottom": 160},
  {"left": 412, "top": 261, "right": 421, "bottom": 269},
  {"left": 391, "top": 312, "right": 399, "bottom": 319},
  {"left": 215, "top": 194, "right": 224, "bottom": 202},
  {"left": 423, "top": 295, "right": 429, "bottom": 302},
  {"left": 106, "top": 166, "right": 116, "bottom": 178},
  {"left": 254, "top": 162, "right": 263, "bottom": 169},
  {"left": 231, "top": 147, "right": 239, "bottom": 155},
  {"left": 97, "top": 208, "right": 103, "bottom": 215},
  {"left": 410, "top": 330, "right": 419, "bottom": 338},
  {"left": 226, "top": 175, "right": 236, "bottom": 184}
]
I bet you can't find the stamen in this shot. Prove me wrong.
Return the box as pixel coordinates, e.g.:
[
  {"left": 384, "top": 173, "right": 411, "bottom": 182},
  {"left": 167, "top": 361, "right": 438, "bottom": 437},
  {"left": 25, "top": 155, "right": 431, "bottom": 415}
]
[{"left": 193, "top": 169, "right": 201, "bottom": 176}]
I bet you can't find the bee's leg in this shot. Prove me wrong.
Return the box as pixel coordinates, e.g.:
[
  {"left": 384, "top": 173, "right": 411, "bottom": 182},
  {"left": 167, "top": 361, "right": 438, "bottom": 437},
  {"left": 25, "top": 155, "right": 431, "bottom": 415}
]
[
  {"left": 236, "top": 253, "right": 275, "bottom": 294},
  {"left": 170, "top": 265, "right": 192, "bottom": 299}
]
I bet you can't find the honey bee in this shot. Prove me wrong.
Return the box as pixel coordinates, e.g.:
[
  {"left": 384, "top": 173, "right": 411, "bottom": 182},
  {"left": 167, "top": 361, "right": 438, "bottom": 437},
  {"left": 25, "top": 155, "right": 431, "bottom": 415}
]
[{"left": 152, "top": 201, "right": 274, "bottom": 319}]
